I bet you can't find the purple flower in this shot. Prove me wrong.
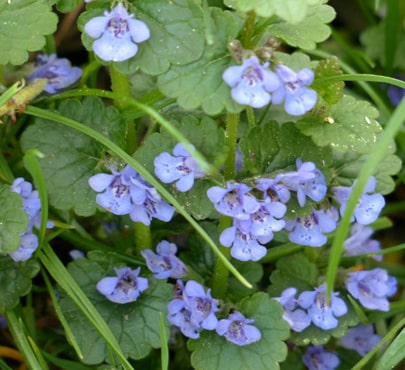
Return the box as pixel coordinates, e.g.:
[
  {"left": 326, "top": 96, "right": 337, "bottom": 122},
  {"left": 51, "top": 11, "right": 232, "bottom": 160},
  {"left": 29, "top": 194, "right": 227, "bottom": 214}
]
[
  {"left": 332, "top": 177, "right": 385, "bottom": 225},
  {"left": 279, "top": 160, "right": 327, "bottom": 207},
  {"left": 0, "top": 314, "right": 7, "bottom": 328},
  {"left": 216, "top": 311, "right": 261, "bottom": 346},
  {"left": 302, "top": 345, "right": 339, "bottom": 370},
  {"left": 84, "top": 3, "right": 150, "bottom": 62},
  {"left": 274, "top": 287, "right": 311, "bottom": 332},
  {"left": 207, "top": 182, "right": 259, "bottom": 220},
  {"left": 222, "top": 56, "right": 280, "bottom": 108},
  {"left": 343, "top": 223, "right": 382, "bottom": 261},
  {"left": 220, "top": 223, "right": 267, "bottom": 261},
  {"left": 255, "top": 177, "right": 291, "bottom": 204},
  {"left": 298, "top": 283, "right": 347, "bottom": 330},
  {"left": 387, "top": 75, "right": 405, "bottom": 106},
  {"left": 89, "top": 165, "right": 138, "bottom": 215},
  {"left": 28, "top": 54, "right": 82, "bottom": 94},
  {"left": 338, "top": 324, "right": 381, "bottom": 356},
  {"left": 285, "top": 207, "right": 339, "bottom": 247},
  {"left": 272, "top": 64, "right": 317, "bottom": 116},
  {"left": 167, "top": 280, "right": 219, "bottom": 338},
  {"left": 9, "top": 178, "right": 53, "bottom": 262},
  {"left": 345, "top": 268, "right": 397, "bottom": 311},
  {"left": 141, "top": 240, "right": 187, "bottom": 279},
  {"left": 96, "top": 266, "right": 148, "bottom": 304},
  {"left": 154, "top": 143, "right": 205, "bottom": 192}
]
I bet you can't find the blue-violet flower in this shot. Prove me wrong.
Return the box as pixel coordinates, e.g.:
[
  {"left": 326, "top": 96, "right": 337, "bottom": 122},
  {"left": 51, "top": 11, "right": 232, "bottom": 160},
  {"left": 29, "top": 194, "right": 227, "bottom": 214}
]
[
  {"left": 338, "top": 324, "right": 381, "bottom": 356},
  {"left": 222, "top": 56, "right": 280, "bottom": 108},
  {"left": 28, "top": 54, "right": 82, "bottom": 94},
  {"left": 343, "top": 223, "right": 382, "bottom": 261},
  {"left": 96, "top": 266, "right": 148, "bottom": 304},
  {"left": 272, "top": 64, "right": 317, "bottom": 116},
  {"left": 302, "top": 345, "right": 340, "bottom": 370},
  {"left": 141, "top": 240, "right": 188, "bottom": 279},
  {"left": 154, "top": 143, "right": 205, "bottom": 192},
  {"left": 298, "top": 283, "right": 347, "bottom": 330},
  {"left": 84, "top": 3, "right": 150, "bottom": 62},
  {"left": 345, "top": 268, "right": 397, "bottom": 311},
  {"left": 216, "top": 311, "right": 261, "bottom": 346}
]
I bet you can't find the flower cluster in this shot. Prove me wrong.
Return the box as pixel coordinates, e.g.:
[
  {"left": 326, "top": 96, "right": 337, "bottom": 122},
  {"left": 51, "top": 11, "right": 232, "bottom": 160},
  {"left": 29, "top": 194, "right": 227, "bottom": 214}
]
[
  {"left": 84, "top": 3, "right": 150, "bottom": 62},
  {"left": 223, "top": 56, "right": 317, "bottom": 115},
  {"left": 96, "top": 266, "right": 148, "bottom": 304},
  {"left": 167, "top": 280, "right": 260, "bottom": 346},
  {"left": 154, "top": 143, "right": 206, "bottom": 192},
  {"left": 141, "top": 240, "right": 188, "bottom": 279},
  {"left": 28, "top": 54, "right": 82, "bottom": 94},
  {"left": 88, "top": 165, "right": 174, "bottom": 226},
  {"left": 9, "top": 178, "right": 53, "bottom": 262},
  {"left": 276, "top": 283, "right": 347, "bottom": 331}
]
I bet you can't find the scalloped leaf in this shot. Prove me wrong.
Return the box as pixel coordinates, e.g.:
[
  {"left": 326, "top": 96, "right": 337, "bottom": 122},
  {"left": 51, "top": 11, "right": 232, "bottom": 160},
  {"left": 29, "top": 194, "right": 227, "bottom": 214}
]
[
  {"left": 59, "top": 251, "right": 173, "bottom": 365},
  {"left": 79, "top": 0, "right": 205, "bottom": 76},
  {"left": 0, "top": 184, "right": 28, "bottom": 254},
  {"left": 188, "top": 292, "right": 289, "bottom": 370},
  {"left": 157, "top": 7, "right": 245, "bottom": 115},
  {"left": 0, "top": 0, "right": 58, "bottom": 65},
  {"left": 20, "top": 97, "right": 126, "bottom": 216},
  {"left": 134, "top": 115, "right": 226, "bottom": 220},
  {"left": 296, "top": 95, "right": 383, "bottom": 154},
  {"left": 225, "top": 0, "right": 320, "bottom": 24},
  {"left": 55, "top": 0, "right": 82, "bottom": 13},
  {"left": 0, "top": 256, "right": 40, "bottom": 312},
  {"left": 269, "top": 3, "right": 335, "bottom": 49}
]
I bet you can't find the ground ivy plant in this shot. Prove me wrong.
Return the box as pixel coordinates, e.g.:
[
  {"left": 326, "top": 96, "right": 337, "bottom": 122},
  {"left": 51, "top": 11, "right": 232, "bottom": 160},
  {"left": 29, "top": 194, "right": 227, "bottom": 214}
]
[{"left": 1, "top": 0, "right": 405, "bottom": 369}]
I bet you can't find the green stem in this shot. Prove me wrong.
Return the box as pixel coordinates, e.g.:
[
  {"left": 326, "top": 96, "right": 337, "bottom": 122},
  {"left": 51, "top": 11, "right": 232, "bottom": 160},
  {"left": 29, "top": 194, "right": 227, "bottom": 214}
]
[
  {"left": 246, "top": 106, "right": 256, "bottom": 128},
  {"left": 242, "top": 11, "right": 256, "bottom": 48},
  {"left": 212, "top": 112, "right": 240, "bottom": 298},
  {"left": 134, "top": 222, "right": 152, "bottom": 253}
]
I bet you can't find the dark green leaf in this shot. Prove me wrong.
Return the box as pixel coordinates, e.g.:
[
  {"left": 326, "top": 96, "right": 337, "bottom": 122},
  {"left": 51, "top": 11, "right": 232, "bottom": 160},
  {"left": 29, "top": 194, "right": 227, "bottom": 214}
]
[
  {"left": 20, "top": 97, "right": 126, "bottom": 216},
  {"left": 0, "top": 256, "right": 40, "bottom": 312}
]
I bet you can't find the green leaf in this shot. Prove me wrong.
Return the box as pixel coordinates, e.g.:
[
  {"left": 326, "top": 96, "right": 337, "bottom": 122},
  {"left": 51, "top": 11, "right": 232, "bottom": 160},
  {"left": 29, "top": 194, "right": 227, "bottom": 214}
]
[
  {"left": 269, "top": 3, "right": 335, "bottom": 49},
  {"left": 296, "top": 95, "right": 383, "bottom": 154},
  {"left": 360, "top": 21, "right": 405, "bottom": 69},
  {"left": 0, "top": 184, "right": 28, "bottom": 254},
  {"left": 0, "top": 0, "right": 58, "bottom": 65},
  {"left": 134, "top": 115, "right": 226, "bottom": 219},
  {"left": 239, "top": 121, "right": 333, "bottom": 176},
  {"left": 332, "top": 145, "right": 401, "bottom": 195},
  {"left": 79, "top": 0, "right": 206, "bottom": 76},
  {"left": 157, "top": 8, "right": 245, "bottom": 115},
  {"left": 20, "top": 97, "right": 126, "bottom": 216},
  {"left": 0, "top": 256, "right": 40, "bottom": 312},
  {"left": 226, "top": 0, "right": 320, "bottom": 24},
  {"left": 188, "top": 292, "right": 289, "bottom": 370},
  {"left": 59, "top": 251, "right": 173, "bottom": 364},
  {"left": 376, "top": 328, "right": 405, "bottom": 370},
  {"left": 312, "top": 56, "right": 345, "bottom": 105},
  {"left": 55, "top": 0, "right": 82, "bottom": 12}
]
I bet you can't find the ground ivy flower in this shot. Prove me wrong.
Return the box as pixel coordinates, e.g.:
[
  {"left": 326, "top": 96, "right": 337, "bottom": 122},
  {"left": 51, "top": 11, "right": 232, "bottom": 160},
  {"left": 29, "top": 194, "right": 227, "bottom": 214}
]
[
  {"left": 343, "top": 223, "right": 382, "bottom": 261},
  {"left": 167, "top": 280, "right": 219, "bottom": 338},
  {"left": 272, "top": 64, "right": 317, "bottom": 116},
  {"left": 141, "top": 240, "right": 188, "bottom": 279},
  {"left": 338, "top": 324, "right": 381, "bottom": 356},
  {"left": 89, "top": 165, "right": 138, "bottom": 215},
  {"left": 96, "top": 266, "right": 148, "bottom": 304},
  {"left": 274, "top": 287, "right": 311, "bottom": 332},
  {"left": 216, "top": 311, "right": 261, "bottom": 346},
  {"left": 302, "top": 345, "right": 340, "bottom": 370},
  {"left": 298, "top": 283, "right": 347, "bottom": 330},
  {"left": 332, "top": 177, "right": 385, "bottom": 225},
  {"left": 9, "top": 178, "right": 53, "bottom": 262},
  {"left": 285, "top": 207, "right": 338, "bottom": 248},
  {"left": 222, "top": 56, "right": 280, "bottom": 108},
  {"left": 154, "top": 143, "right": 205, "bottom": 192},
  {"left": 345, "top": 268, "right": 397, "bottom": 311},
  {"left": 28, "top": 54, "right": 82, "bottom": 94},
  {"left": 84, "top": 3, "right": 150, "bottom": 62},
  {"left": 255, "top": 177, "right": 291, "bottom": 203},
  {"left": 207, "top": 182, "right": 259, "bottom": 220}
]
